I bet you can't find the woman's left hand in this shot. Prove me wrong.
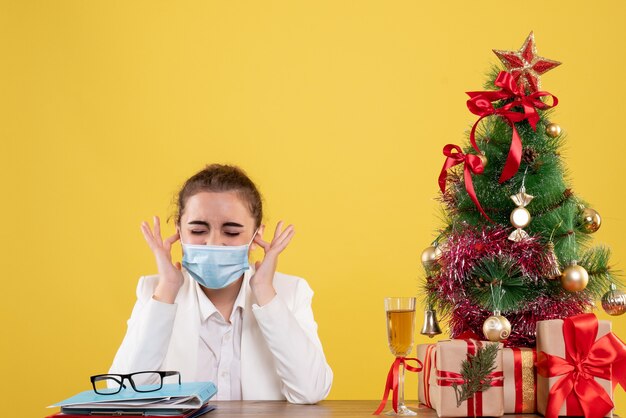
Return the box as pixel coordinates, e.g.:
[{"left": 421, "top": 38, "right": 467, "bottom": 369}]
[{"left": 250, "top": 220, "right": 295, "bottom": 305}]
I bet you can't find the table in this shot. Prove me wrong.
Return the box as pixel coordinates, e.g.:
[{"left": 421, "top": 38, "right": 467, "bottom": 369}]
[{"left": 201, "top": 401, "right": 538, "bottom": 417}]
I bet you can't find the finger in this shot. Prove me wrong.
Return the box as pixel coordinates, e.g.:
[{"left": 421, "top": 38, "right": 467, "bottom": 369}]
[
  {"left": 272, "top": 224, "right": 294, "bottom": 248},
  {"left": 275, "top": 224, "right": 294, "bottom": 243},
  {"left": 254, "top": 235, "right": 272, "bottom": 252},
  {"left": 164, "top": 232, "right": 180, "bottom": 247},
  {"left": 254, "top": 234, "right": 268, "bottom": 244},
  {"left": 273, "top": 220, "right": 284, "bottom": 242},
  {"left": 140, "top": 221, "right": 152, "bottom": 237},
  {"left": 153, "top": 216, "right": 162, "bottom": 243},
  {"left": 271, "top": 227, "right": 295, "bottom": 253},
  {"left": 255, "top": 260, "right": 262, "bottom": 270},
  {"left": 140, "top": 222, "right": 156, "bottom": 249}
]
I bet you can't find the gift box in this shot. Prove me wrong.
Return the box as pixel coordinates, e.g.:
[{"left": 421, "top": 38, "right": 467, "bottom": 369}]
[
  {"left": 434, "top": 339, "right": 504, "bottom": 417},
  {"left": 536, "top": 313, "right": 626, "bottom": 418},
  {"left": 502, "top": 347, "right": 536, "bottom": 414},
  {"left": 416, "top": 343, "right": 438, "bottom": 409}
]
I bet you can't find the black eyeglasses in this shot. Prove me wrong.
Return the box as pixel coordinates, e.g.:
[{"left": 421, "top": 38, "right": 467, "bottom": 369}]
[{"left": 90, "top": 371, "right": 181, "bottom": 395}]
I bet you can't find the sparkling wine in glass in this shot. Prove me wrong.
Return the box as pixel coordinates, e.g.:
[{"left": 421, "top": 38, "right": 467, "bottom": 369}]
[{"left": 384, "top": 297, "right": 417, "bottom": 416}]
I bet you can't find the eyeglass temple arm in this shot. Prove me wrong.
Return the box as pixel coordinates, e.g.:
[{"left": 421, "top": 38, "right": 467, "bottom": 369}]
[{"left": 163, "top": 371, "right": 181, "bottom": 385}]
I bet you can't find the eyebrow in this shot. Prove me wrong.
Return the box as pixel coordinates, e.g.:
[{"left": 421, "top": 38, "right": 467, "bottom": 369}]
[
  {"left": 187, "top": 221, "right": 209, "bottom": 227},
  {"left": 187, "top": 220, "right": 244, "bottom": 228},
  {"left": 223, "top": 222, "right": 244, "bottom": 227}
]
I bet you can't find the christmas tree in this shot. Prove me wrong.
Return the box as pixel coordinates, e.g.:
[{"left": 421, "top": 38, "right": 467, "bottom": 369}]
[{"left": 422, "top": 32, "right": 626, "bottom": 347}]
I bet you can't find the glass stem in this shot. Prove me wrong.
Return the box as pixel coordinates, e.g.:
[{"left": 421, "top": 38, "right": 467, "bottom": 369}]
[{"left": 398, "top": 359, "right": 405, "bottom": 408}]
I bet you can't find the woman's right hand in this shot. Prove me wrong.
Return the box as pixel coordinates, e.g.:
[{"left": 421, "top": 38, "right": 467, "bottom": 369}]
[{"left": 140, "top": 216, "right": 183, "bottom": 304}]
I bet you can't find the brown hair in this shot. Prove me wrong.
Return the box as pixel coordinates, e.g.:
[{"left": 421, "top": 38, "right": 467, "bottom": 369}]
[{"left": 175, "top": 164, "right": 263, "bottom": 228}]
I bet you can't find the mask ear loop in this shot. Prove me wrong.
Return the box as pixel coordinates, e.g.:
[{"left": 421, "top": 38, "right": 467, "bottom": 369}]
[
  {"left": 248, "top": 228, "right": 259, "bottom": 246},
  {"left": 247, "top": 228, "right": 260, "bottom": 273},
  {"left": 177, "top": 226, "right": 186, "bottom": 246}
]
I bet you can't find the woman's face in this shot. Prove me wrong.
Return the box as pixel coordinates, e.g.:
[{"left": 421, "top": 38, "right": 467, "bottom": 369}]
[{"left": 178, "top": 191, "right": 256, "bottom": 246}]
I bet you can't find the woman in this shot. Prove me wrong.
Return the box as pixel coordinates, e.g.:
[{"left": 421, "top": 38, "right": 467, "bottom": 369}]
[{"left": 109, "top": 164, "right": 333, "bottom": 404}]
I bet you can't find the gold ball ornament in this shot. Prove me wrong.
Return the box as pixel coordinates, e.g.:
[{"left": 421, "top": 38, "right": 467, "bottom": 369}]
[
  {"left": 545, "top": 123, "right": 562, "bottom": 138},
  {"left": 510, "top": 207, "right": 531, "bottom": 229},
  {"left": 601, "top": 284, "right": 626, "bottom": 316},
  {"left": 482, "top": 313, "right": 511, "bottom": 342},
  {"left": 421, "top": 245, "right": 442, "bottom": 269},
  {"left": 580, "top": 208, "right": 601, "bottom": 233},
  {"left": 478, "top": 153, "right": 488, "bottom": 168},
  {"left": 561, "top": 261, "right": 589, "bottom": 292}
]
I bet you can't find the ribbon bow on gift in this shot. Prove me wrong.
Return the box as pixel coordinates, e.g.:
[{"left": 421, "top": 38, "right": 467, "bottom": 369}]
[
  {"left": 537, "top": 313, "right": 626, "bottom": 418},
  {"left": 439, "top": 144, "right": 490, "bottom": 221},
  {"left": 373, "top": 357, "right": 423, "bottom": 415},
  {"left": 466, "top": 71, "right": 558, "bottom": 184}
]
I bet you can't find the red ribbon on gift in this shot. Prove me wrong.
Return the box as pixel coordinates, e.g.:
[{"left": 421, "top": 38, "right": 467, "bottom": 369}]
[
  {"left": 439, "top": 144, "right": 491, "bottom": 221},
  {"left": 509, "top": 347, "right": 537, "bottom": 414},
  {"left": 466, "top": 71, "right": 558, "bottom": 184},
  {"left": 422, "top": 344, "right": 436, "bottom": 408},
  {"left": 437, "top": 370, "right": 504, "bottom": 416},
  {"left": 436, "top": 339, "right": 503, "bottom": 417},
  {"left": 373, "top": 357, "right": 423, "bottom": 415},
  {"left": 613, "top": 333, "right": 626, "bottom": 392},
  {"left": 537, "top": 313, "right": 626, "bottom": 418}
]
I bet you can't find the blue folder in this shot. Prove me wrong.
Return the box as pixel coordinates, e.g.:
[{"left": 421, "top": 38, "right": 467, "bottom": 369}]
[{"left": 51, "top": 382, "right": 217, "bottom": 410}]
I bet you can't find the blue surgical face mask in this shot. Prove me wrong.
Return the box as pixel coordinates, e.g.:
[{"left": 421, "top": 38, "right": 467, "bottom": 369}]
[{"left": 181, "top": 230, "right": 258, "bottom": 290}]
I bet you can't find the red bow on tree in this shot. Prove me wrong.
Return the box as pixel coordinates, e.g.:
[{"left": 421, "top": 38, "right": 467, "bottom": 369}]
[
  {"left": 536, "top": 314, "right": 626, "bottom": 418},
  {"left": 439, "top": 144, "right": 490, "bottom": 221},
  {"left": 466, "top": 71, "right": 558, "bottom": 183}
]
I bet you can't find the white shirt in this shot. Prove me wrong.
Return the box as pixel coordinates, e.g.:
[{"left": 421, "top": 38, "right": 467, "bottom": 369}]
[
  {"left": 195, "top": 280, "right": 245, "bottom": 400},
  {"left": 109, "top": 269, "right": 333, "bottom": 403}
]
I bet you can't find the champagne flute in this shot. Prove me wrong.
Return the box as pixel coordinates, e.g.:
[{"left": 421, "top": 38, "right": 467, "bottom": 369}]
[{"left": 384, "top": 297, "right": 417, "bottom": 416}]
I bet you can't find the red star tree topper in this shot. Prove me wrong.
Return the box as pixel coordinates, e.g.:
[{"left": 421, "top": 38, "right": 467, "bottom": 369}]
[{"left": 493, "top": 31, "right": 561, "bottom": 93}]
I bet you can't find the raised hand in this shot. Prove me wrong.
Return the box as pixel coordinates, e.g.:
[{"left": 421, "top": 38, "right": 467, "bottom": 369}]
[
  {"left": 250, "top": 221, "right": 295, "bottom": 305},
  {"left": 140, "top": 216, "right": 183, "bottom": 303}
]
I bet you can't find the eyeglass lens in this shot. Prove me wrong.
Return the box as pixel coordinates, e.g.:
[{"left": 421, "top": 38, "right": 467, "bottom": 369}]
[{"left": 92, "top": 375, "right": 125, "bottom": 395}]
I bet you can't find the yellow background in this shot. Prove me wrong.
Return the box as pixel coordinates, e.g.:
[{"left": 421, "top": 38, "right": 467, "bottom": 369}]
[{"left": 1, "top": 1, "right": 625, "bottom": 417}]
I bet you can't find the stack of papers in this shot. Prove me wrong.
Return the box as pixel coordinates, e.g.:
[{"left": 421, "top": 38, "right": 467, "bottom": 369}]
[{"left": 48, "top": 382, "right": 217, "bottom": 417}]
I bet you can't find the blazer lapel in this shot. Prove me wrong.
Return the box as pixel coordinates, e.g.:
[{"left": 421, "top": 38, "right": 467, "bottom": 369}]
[
  {"left": 240, "top": 268, "right": 256, "bottom": 397},
  {"left": 164, "top": 271, "right": 201, "bottom": 381},
  {"left": 240, "top": 268, "right": 282, "bottom": 400}
]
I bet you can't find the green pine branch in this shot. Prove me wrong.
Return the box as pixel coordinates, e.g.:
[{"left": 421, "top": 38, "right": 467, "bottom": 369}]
[
  {"left": 451, "top": 343, "right": 500, "bottom": 408},
  {"left": 579, "top": 246, "right": 622, "bottom": 298},
  {"left": 468, "top": 256, "right": 535, "bottom": 312}
]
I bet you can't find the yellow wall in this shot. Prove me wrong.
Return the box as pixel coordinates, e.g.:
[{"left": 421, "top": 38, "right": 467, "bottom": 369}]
[{"left": 1, "top": 1, "right": 625, "bottom": 416}]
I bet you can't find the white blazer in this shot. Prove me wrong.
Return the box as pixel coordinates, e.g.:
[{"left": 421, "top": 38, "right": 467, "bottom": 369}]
[{"left": 109, "top": 268, "right": 333, "bottom": 404}]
